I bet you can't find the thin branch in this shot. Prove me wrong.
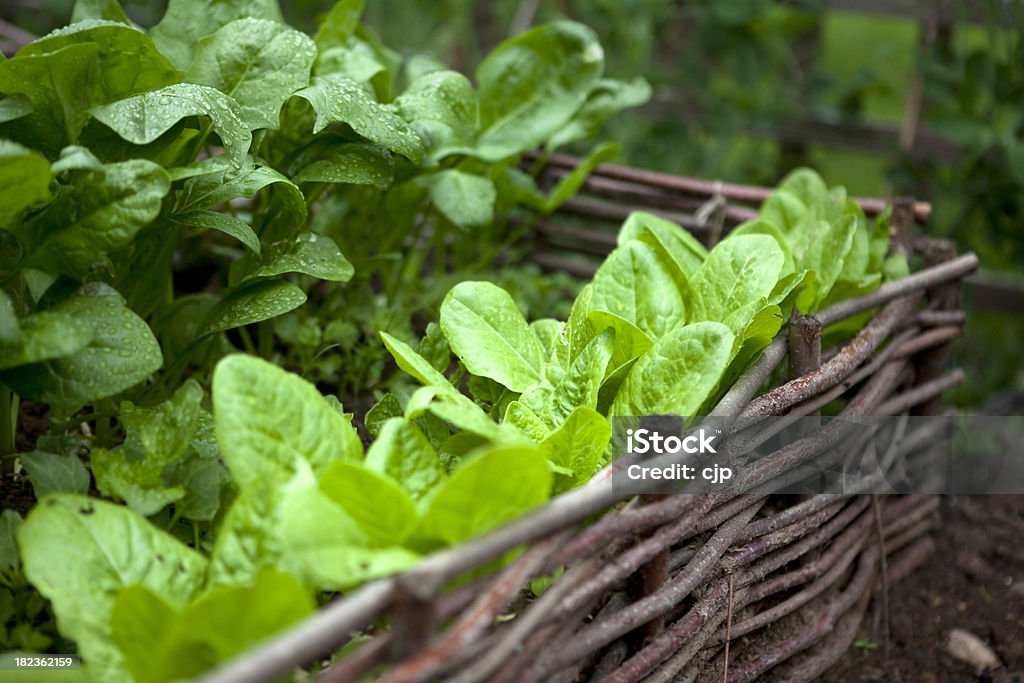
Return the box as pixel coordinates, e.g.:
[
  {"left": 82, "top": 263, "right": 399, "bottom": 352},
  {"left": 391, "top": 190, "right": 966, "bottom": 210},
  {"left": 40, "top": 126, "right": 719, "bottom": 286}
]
[
  {"left": 739, "top": 295, "right": 919, "bottom": 425},
  {"left": 722, "top": 574, "right": 735, "bottom": 683},
  {"left": 198, "top": 581, "right": 394, "bottom": 683},
  {"left": 0, "top": 18, "right": 36, "bottom": 53},
  {"left": 814, "top": 253, "right": 977, "bottom": 327},
  {"left": 872, "top": 496, "right": 892, "bottom": 660},
  {"left": 532, "top": 151, "right": 934, "bottom": 221}
]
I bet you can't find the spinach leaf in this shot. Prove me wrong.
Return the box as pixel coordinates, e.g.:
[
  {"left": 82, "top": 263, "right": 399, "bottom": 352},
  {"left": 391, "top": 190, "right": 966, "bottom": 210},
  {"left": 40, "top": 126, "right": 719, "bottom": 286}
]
[
  {"left": 185, "top": 19, "right": 317, "bottom": 131},
  {"left": 151, "top": 0, "right": 285, "bottom": 70},
  {"left": 428, "top": 170, "right": 497, "bottom": 229},
  {"left": 18, "top": 495, "right": 207, "bottom": 683},
  {"left": 0, "top": 22, "right": 179, "bottom": 151},
  {"left": 212, "top": 354, "right": 362, "bottom": 492},
  {"left": 0, "top": 141, "right": 51, "bottom": 227},
  {"left": 19, "top": 451, "right": 91, "bottom": 499},
  {"left": 292, "top": 142, "right": 393, "bottom": 188},
  {"left": 91, "top": 84, "right": 252, "bottom": 167},
  {"left": 395, "top": 70, "right": 477, "bottom": 154},
  {"left": 240, "top": 232, "right": 354, "bottom": 283},
  {"left": 295, "top": 76, "right": 424, "bottom": 162},
  {"left": 197, "top": 279, "right": 307, "bottom": 338},
  {"left": 548, "top": 77, "right": 652, "bottom": 150},
  {"left": 475, "top": 21, "right": 604, "bottom": 160},
  {"left": 0, "top": 310, "right": 92, "bottom": 371},
  {"left": 1, "top": 284, "right": 162, "bottom": 417},
  {"left": 440, "top": 281, "right": 545, "bottom": 392},
  {"left": 313, "top": 0, "right": 365, "bottom": 51},
  {"left": 18, "top": 159, "right": 170, "bottom": 279}
]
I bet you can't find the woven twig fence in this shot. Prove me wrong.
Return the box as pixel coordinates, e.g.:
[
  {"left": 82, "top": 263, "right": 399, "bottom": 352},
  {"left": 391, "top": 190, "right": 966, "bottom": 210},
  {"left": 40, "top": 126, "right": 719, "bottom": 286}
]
[{"left": 198, "top": 157, "right": 977, "bottom": 683}]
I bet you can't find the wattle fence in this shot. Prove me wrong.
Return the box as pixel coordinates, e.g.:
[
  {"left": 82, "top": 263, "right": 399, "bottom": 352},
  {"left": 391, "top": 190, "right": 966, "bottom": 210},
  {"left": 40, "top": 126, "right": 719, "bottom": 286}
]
[{"left": 198, "top": 156, "right": 976, "bottom": 683}]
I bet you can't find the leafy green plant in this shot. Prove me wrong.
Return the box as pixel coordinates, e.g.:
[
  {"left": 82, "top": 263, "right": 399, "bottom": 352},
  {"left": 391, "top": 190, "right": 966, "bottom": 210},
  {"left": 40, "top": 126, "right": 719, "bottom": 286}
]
[
  {"left": 11, "top": 167, "right": 905, "bottom": 681},
  {"left": 265, "top": 12, "right": 648, "bottom": 394},
  {"left": 0, "top": 0, "right": 645, "bottom": 452},
  {"left": 0, "top": 1, "right": 646, "bottom": 676},
  {"left": 853, "top": 638, "right": 878, "bottom": 651},
  {"left": 15, "top": 352, "right": 550, "bottom": 681},
  {"left": 378, "top": 168, "right": 903, "bottom": 490}
]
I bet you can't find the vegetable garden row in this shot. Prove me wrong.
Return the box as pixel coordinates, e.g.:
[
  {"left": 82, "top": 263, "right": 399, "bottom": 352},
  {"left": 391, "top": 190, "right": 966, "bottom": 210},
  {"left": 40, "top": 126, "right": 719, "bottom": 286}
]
[{"left": 0, "top": 1, "right": 976, "bottom": 681}]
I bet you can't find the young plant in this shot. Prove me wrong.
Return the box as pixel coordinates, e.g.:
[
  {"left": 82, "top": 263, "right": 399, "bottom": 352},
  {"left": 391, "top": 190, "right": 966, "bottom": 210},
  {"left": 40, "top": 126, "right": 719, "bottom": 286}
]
[
  {"left": 17, "top": 353, "right": 551, "bottom": 681},
  {"left": 380, "top": 168, "right": 905, "bottom": 489},
  {"left": 0, "top": 0, "right": 648, "bottom": 466}
]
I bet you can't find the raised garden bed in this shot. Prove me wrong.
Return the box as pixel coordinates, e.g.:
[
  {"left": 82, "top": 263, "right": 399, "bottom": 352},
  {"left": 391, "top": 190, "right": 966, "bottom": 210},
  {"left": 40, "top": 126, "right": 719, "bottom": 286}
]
[{"left": 197, "top": 159, "right": 977, "bottom": 683}]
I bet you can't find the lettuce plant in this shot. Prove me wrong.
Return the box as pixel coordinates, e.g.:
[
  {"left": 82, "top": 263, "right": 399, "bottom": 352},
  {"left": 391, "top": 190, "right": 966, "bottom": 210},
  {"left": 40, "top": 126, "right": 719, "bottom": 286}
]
[
  {"left": 380, "top": 168, "right": 905, "bottom": 491},
  {"left": 16, "top": 352, "right": 550, "bottom": 682}
]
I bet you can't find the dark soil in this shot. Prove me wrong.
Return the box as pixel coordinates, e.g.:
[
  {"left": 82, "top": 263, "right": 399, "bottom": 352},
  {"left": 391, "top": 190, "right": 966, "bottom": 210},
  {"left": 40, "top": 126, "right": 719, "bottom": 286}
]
[
  {"left": 825, "top": 495, "right": 1024, "bottom": 682},
  {"left": 0, "top": 477, "right": 35, "bottom": 517},
  {"left": 2, "top": 400, "right": 50, "bottom": 516},
  {"left": 14, "top": 399, "right": 48, "bottom": 453}
]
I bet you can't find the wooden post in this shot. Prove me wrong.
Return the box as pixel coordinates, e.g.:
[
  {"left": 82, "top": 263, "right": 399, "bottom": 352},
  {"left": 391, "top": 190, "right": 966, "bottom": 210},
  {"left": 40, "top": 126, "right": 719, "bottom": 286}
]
[
  {"left": 388, "top": 586, "right": 438, "bottom": 661},
  {"left": 789, "top": 312, "right": 823, "bottom": 381},
  {"left": 788, "top": 311, "right": 823, "bottom": 485},
  {"left": 889, "top": 196, "right": 917, "bottom": 256},
  {"left": 632, "top": 493, "right": 670, "bottom": 647},
  {"left": 913, "top": 238, "right": 959, "bottom": 416}
]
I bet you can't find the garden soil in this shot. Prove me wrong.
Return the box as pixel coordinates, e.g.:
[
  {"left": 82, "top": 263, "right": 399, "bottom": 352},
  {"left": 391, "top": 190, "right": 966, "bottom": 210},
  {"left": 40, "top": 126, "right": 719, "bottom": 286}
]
[{"left": 825, "top": 495, "right": 1024, "bottom": 683}]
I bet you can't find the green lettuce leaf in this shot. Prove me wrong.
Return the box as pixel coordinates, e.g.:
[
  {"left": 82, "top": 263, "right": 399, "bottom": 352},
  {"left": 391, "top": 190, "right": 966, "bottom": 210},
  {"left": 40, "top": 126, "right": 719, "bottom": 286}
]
[
  {"left": 412, "top": 445, "right": 551, "bottom": 548},
  {"left": 611, "top": 322, "right": 734, "bottom": 417},
  {"left": 111, "top": 569, "right": 313, "bottom": 683},
  {"left": 18, "top": 495, "right": 207, "bottom": 683},
  {"left": 440, "top": 281, "right": 545, "bottom": 392},
  {"left": 212, "top": 354, "right": 362, "bottom": 492}
]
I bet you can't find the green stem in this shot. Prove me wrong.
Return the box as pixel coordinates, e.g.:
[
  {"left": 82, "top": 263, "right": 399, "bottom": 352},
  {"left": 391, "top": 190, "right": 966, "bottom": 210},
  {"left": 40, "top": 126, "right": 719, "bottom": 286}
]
[
  {"left": 303, "top": 183, "right": 328, "bottom": 211},
  {"left": 62, "top": 409, "right": 118, "bottom": 428},
  {"left": 185, "top": 122, "right": 215, "bottom": 168},
  {"left": 258, "top": 320, "right": 273, "bottom": 359},
  {"left": 433, "top": 223, "right": 447, "bottom": 277},
  {"left": 238, "top": 326, "right": 258, "bottom": 355},
  {"left": 94, "top": 398, "right": 115, "bottom": 448},
  {"left": 144, "top": 352, "right": 192, "bottom": 402},
  {"left": 0, "top": 387, "right": 15, "bottom": 475},
  {"left": 468, "top": 216, "right": 534, "bottom": 273},
  {"left": 166, "top": 508, "right": 182, "bottom": 532},
  {"left": 385, "top": 213, "right": 431, "bottom": 303}
]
